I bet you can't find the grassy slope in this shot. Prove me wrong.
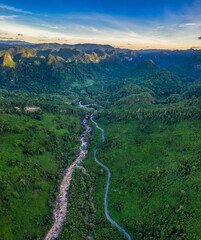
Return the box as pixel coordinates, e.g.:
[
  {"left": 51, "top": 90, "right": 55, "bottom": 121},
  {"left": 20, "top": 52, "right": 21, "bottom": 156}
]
[
  {"left": 0, "top": 110, "right": 82, "bottom": 240},
  {"left": 85, "top": 116, "right": 201, "bottom": 239}
]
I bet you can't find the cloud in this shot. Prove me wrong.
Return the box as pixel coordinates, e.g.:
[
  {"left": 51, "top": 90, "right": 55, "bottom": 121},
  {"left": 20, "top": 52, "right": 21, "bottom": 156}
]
[
  {"left": 0, "top": 1, "right": 200, "bottom": 49},
  {"left": 0, "top": 36, "right": 18, "bottom": 40},
  {"left": 0, "top": 4, "right": 32, "bottom": 14},
  {"left": 0, "top": 15, "right": 16, "bottom": 20},
  {"left": 185, "top": 23, "right": 196, "bottom": 26},
  {"left": 191, "top": 46, "right": 201, "bottom": 49},
  {"left": 179, "top": 23, "right": 197, "bottom": 27}
]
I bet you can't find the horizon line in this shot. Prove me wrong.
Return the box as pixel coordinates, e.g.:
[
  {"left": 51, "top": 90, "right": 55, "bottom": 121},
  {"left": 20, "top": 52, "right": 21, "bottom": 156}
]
[{"left": 0, "top": 40, "right": 200, "bottom": 51}]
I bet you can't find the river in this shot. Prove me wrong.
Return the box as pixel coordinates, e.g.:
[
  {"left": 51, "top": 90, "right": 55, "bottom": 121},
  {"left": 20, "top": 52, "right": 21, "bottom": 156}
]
[
  {"left": 44, "top": 114, "right": 92, "bottom": 240},
  {"left": 44, "top": 102, "right": 131, "bottom": 240}
]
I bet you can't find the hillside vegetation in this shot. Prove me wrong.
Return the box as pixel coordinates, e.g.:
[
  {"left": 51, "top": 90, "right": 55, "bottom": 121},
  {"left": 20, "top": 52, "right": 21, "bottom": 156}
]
[
  {"left": 0, "top": 92, "right": 84, "bottom": 240},
  {"left": 0, "top": 45, "right": 201, "bottom": 239}
]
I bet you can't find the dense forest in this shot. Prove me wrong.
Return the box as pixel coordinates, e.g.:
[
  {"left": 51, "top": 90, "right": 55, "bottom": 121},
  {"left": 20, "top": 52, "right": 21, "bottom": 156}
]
[{"left": 0, "top": 43, "right": 201, "bottom": 239}]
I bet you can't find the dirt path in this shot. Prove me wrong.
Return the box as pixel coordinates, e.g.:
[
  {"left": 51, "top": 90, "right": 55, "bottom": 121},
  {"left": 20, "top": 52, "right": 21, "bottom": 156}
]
[{"left": 44, "top": 115, "right": 92, "bottom": 240}]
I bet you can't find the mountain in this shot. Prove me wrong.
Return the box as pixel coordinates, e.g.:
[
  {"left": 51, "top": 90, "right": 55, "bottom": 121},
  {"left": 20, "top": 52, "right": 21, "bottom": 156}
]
[
  {"left": 0, "top": 45, "right": 201, "bottom": 96},
  {"left": 184, "top": 84, "right": 201, "bottom": 98},
  {"left": 1, "top": 43, "right": 201, "bottom": 240},
  {"left": 168, "top": 50, "right": 201, "bottom": 80},
  {"left": 31, "top": 43, "right": 116, "bottom": 51},
  {"left": 0, "top": 41, "right": 132, "bottom": 53},
  {"left": 114, "top": 83, "right": 154, "bottom": 100},
  {"left": 142, "top": 68, "right": 182, "bottom": 97},
  {"left": 65, "top": 43, "right": 115, "bottom": 52},
  {"left": 116, "top": 92, "right": 156, "bottom": 110},
  {"left": 137, "top": 49, "right": 200, "bottom": 67},
  {"left": 127, "top": 60, "right": 160, "bottom": 78},
  {"left": 0, "top": 53, "right": 15, "bottom": 68},
  {"left": 183, "top": 77, "right": 201, "bottom": 98},
  {"left": 0, "top": 40, "right": 32, "bottom": 47}
]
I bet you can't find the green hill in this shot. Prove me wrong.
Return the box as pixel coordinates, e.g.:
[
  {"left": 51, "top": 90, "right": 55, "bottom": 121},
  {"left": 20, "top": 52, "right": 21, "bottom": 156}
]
[
  {"left": 116, "top": 83, "right": 154, "bottom": 99},
  {"left": 0, "top": 53, "right": 15, "bottom": 68},
  {"left": 116, "top": 92, "right": 156, "bottom": 110},
  {"left": 0, "top": 45, "right": 201, "bottom": 240},
  {"left": 128, "top": 60, "right": 160, "bottom": 78},
  {"left": 184, "top": 84, "right": 201, "bottom": 98},
  {"left": 142, "top": 68, "right": 182, "bottom": 97}
]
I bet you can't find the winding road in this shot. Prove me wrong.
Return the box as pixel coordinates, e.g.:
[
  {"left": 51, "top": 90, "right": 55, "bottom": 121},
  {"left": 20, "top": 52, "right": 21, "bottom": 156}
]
[{"left": 90, "top": 112, "right": 131, "bottom": 240}]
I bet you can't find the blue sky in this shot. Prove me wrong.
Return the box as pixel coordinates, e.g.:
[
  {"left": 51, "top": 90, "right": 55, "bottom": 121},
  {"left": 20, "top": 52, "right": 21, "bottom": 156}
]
[{"left": 0, "top": 0, "right": 200, "bottom": 49}]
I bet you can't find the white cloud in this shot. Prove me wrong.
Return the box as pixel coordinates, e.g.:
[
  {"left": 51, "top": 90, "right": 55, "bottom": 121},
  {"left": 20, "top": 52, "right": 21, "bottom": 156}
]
[
  {"left": 185, "top": 23, "right": 196, "bottom": 26},
  {"left": 0, "top": 3, "right": 32, "bottom": 14},
  {"left": 0, "top": 15, "right": 16, "bottom": 20},
  {"left": 179, "top": 22, "right": 197, "bottom": 27},
  {"left": 0, "top": 1, "right": 200, "bottom": 50}
]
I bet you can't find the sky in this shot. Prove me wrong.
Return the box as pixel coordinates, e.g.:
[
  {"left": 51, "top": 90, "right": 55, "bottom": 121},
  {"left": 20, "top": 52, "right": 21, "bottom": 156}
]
[{"left": 0, "top": 0, "right": 201, "bottom": 49}]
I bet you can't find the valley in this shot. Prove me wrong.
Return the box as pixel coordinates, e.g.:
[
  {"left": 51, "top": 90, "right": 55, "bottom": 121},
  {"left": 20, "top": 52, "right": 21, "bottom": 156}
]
[
  {"left": 45, "top": 112, "right": 92, "bottom": 240},
  {"left": 0, "top": 43, "right": 201, "bottom": 239}
]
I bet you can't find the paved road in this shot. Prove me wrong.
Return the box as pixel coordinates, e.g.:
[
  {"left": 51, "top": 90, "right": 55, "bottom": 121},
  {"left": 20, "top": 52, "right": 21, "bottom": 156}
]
[
  {"left": 91, "top": 114, "right": 131, "bottom": 240},
  {"left": 90, "top": 114, "right": 104, "bottom": 142}
]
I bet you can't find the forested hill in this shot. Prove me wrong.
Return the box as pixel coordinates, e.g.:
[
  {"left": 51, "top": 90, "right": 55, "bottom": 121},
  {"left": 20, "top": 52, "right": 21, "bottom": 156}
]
[
  {"left": 0, "top": 43, "right": 201, "bottom": 239},
  {"left": 0, "top": 45, "right": 201, "bottom": 95}
]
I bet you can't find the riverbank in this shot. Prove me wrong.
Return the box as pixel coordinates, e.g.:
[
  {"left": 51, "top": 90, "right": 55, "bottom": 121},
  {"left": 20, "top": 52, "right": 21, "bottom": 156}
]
[
  {"left": 44, "top": 114, "right": 92, "bottom": 240},
  {"left": 91, "top": 115, "right": 131, "bottom": 240},
  {"left": 45, "top": 101, "right": 131, "bottom": 240}
]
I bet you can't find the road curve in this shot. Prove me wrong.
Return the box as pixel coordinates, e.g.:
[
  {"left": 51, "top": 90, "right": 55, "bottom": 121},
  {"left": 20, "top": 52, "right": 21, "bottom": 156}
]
[
  {"left": 91, "top": 114, "right": 131, "bottom": 240},
  {"left": 90, "top": 114, "right": 104, "bottom": 142}
]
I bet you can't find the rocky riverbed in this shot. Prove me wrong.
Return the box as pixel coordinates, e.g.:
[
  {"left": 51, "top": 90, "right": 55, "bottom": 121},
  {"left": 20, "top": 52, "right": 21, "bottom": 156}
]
[{"left": 44, "top": 114, "right": 92, "bottom": 240}]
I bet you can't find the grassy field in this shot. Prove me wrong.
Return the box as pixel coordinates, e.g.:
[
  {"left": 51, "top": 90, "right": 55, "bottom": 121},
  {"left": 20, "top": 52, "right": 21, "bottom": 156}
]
[
  {"left": 85, "top": 116, "right": 201, "bottom": 239},
  {"left": 0, "top": 110, "right": 83, "bottom": 240}
]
